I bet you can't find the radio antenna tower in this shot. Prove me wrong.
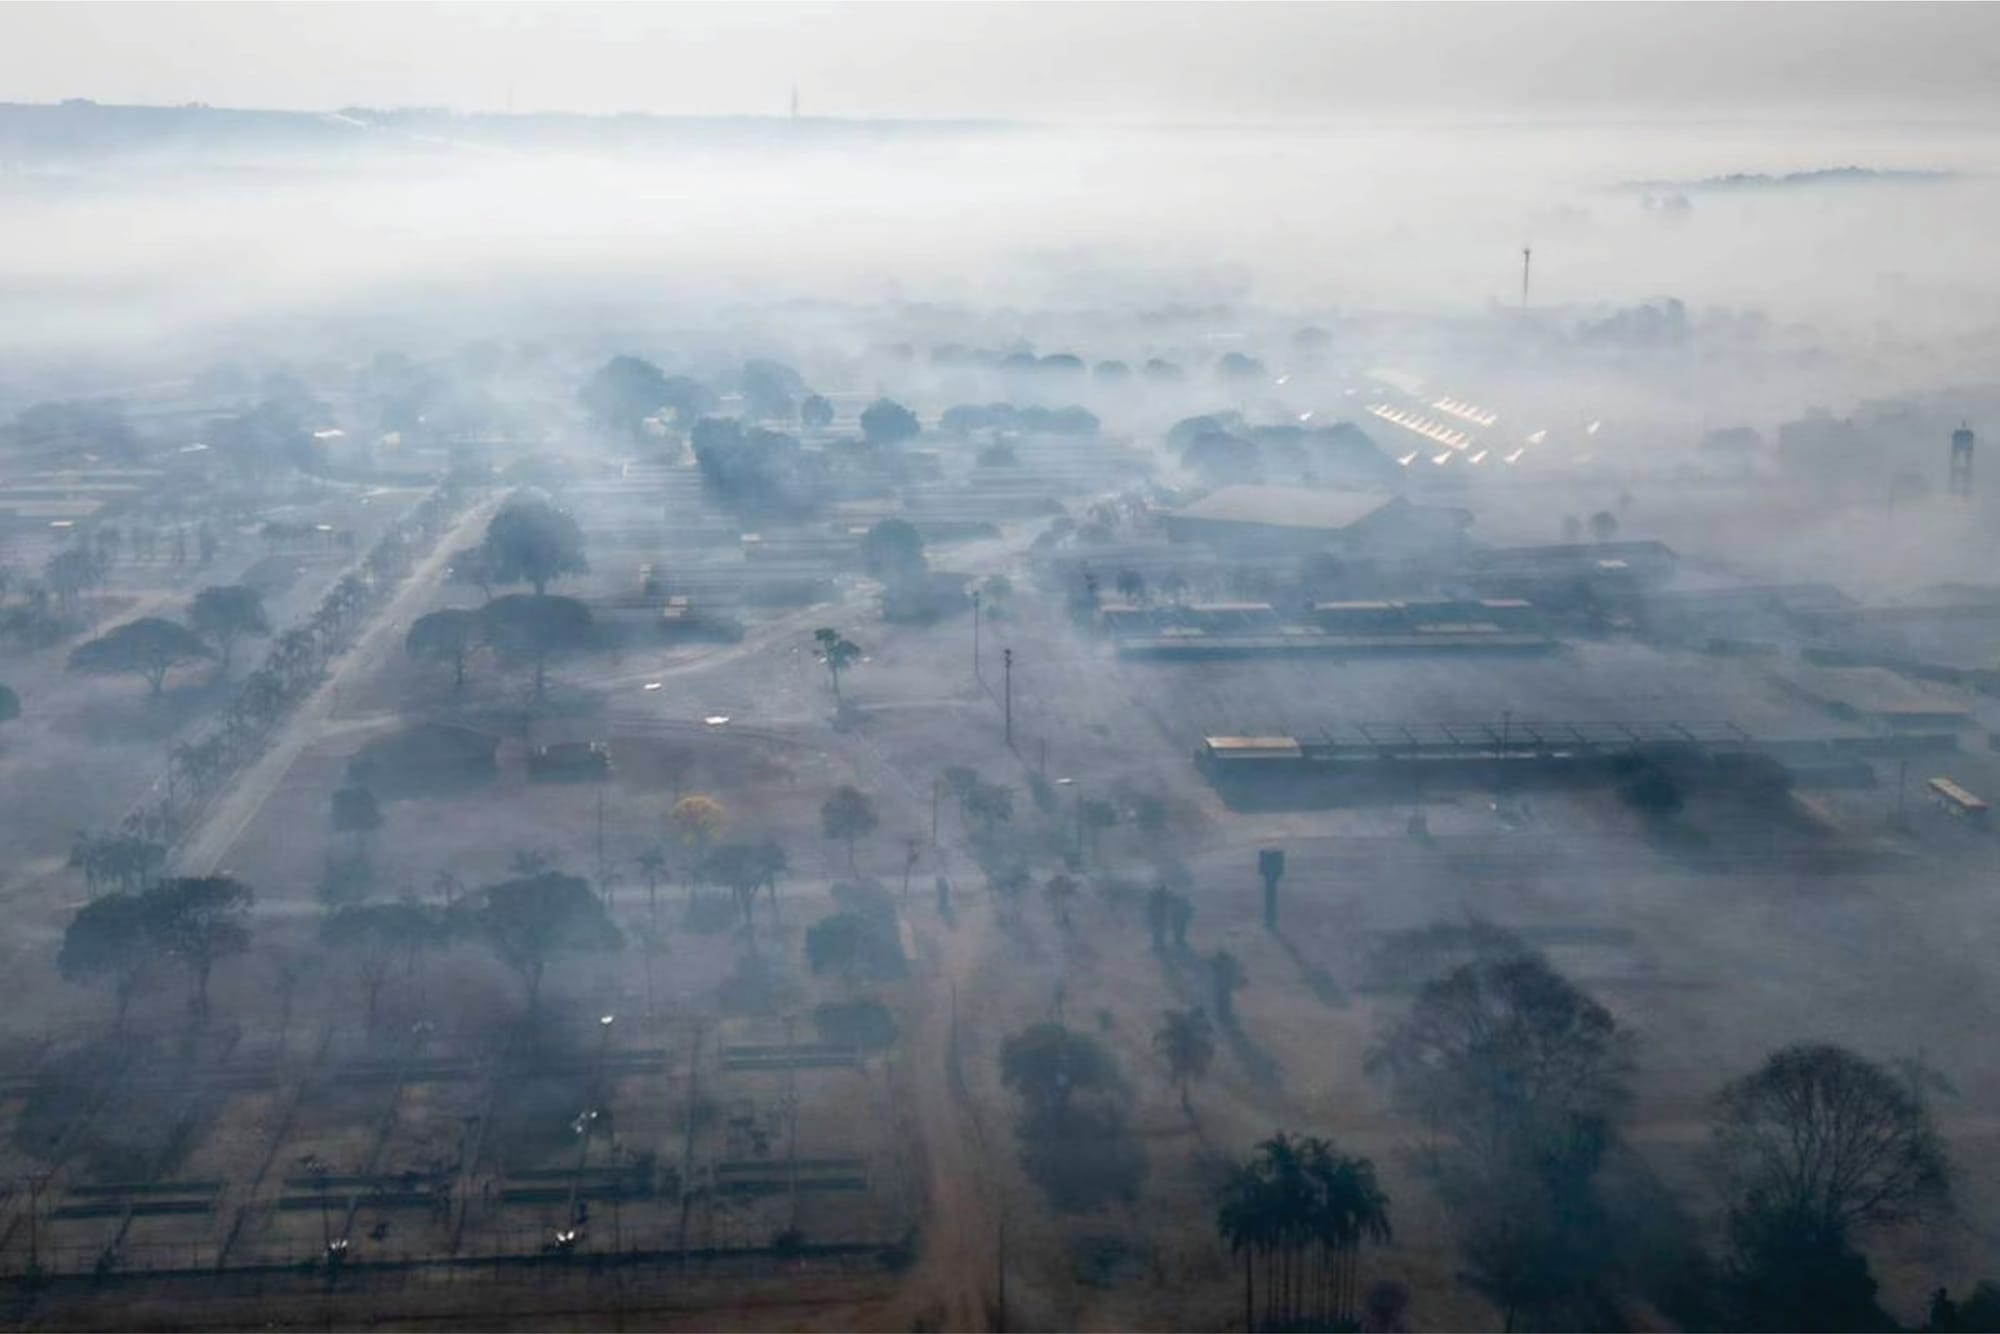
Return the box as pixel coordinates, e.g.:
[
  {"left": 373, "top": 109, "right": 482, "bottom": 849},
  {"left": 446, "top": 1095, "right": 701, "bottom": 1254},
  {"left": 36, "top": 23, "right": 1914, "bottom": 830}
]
[{"left": 1521, "top": 245, "right": 1532, "bottom": 309}]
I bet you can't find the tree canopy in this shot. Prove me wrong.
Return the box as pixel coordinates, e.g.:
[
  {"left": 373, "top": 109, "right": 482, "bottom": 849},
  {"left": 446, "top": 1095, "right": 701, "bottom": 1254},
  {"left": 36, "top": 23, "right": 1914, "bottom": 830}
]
[
  {"left": 188, "top": 584, "right": 269, "bottom": 670},
  {"left": 68, "top": 617, "right": 212, "bottom": 695},
  {"left": 861, "top": 518, "right": 927, "bottom": 584},
  {"left": 481, "top": 493, "right": 588, "bottom": 595},
  {"left": 859, "top": 397, "right": 921, "bottom": 447},
  {"left": 465, "top": 872, "right": 621, "bottom": 1011},
  {"left": 1713, "top": 1043, "right": 1949, "bottom": 1235},
  {"left": 579, "top": 355, "right": 677, "bottom": 436},
  {"left": 1217, "top": 1134, "right": 1393, "bottom": 1333},
  {"left": 58, "top": 893, "right": 155, "bottom": 1026},
  {"left": 144, "top": 875, "right": 254, "bottom": 1016},
  {"left": 821, "top": 785, "right": 879, "bottom": 868},
  {"left": 1000, "top": 1021, "right": 1122, "bottom": 1120},
  {"left": 406, "top": 607, "right": 481, "bottom": 690},
  {"left": 480, "top": 593, "right": 593, "bottom": 698}
]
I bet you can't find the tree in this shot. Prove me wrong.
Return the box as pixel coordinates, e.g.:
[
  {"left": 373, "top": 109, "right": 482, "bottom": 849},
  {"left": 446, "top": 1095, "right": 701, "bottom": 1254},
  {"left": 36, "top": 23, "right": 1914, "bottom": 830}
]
[
  {"left": 330, "top": 784, "right": 384, "bottom": 852},
  {"left": 481, "top": 493, "right": 588, "bottom": 595},
  {"left": 740, "top": 359, "right": 803, "bottom": 422},
  {"left": 466, "top": 872, "right": 621, "bottom": 1012},
  {"left": 813, "top": 627, "right": 861, "bottom": 705},
  {"left": 58, "top": 893, "right": 153, "bottom": 1029},
  {"left": 481, "top": 593, "right": 592, "bottom": 699},
  {"left": 579, "top": 354, "right": 672, "bottom": 437},
  {"left": 0, "top": 683, "right": 17, "bottom": 727},
  {"left": 1153, "top": 1007, "right": 1215, "bottom": 1111},
  {"left": 1368, "top": 950, "right": 1632, "bottom": 1330},
  {"left": 1210, "top": 949, "right": 1247, "bottom": 1023},
  {"left": 188, "top": 584, "right": 269, "bottom": 671},
  {"left": 1043, "top": 872, "right": 1080, "bottom": 928},
  {"left": 143, "top": 876, "right": 253, "bottom": 1017},
  {"left": 1588, "top": 510, "right": 1619, "bottom": 542},
  {"left": 1726, "top": 1202, "right": 1888, "bottom": 1333},
  {"left": 821, "top": 785, "right": 879, "bottom": 870},
  {"left": 406, "top": 608, "right": 481, "bottom": 691},
  {"left": 698, "top": 840, "right": 788, "bottom": 930},
  {"left": 800, "top": 394, "right": 834, "bottom": 430},
  {"left": 1217, "top": 1134, "right": 1393, "bottom": 1333},
  {"left": 964, "top": 779, "right": 1015, "bottom": 833},
  {"left": 1370, "top": 950, "right": 1631, "bottom": 1164},
  {"left": 862, "top": 518, "right": 927, "bottom": 585},
  {"left": 1077, "top": 797, "right": 1116, "bottom": 861},
  {"left": 859, "top": 397, "right": 920, "bottom": 447},
  {"left": 671, "top": 794, "right": 727, "bottom": 854},
  {"left": 1000, "top": 1022, "right": 1121, "bottom": 1120},
  {"left": 1713, "top": 1044, "right": 1949, "bottom": 1237},
  {"left": 68, "top": 617, "right": 212, "bottom": 695},
  {"left": 321, "top": 902, "right": 442, "bottom": 1029}
]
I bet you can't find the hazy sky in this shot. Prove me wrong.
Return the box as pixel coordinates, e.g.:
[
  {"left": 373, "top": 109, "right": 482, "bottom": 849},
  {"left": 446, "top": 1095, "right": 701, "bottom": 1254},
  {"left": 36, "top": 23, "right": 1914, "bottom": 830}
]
[{"left": 3, "top": 2, "right": 1999, "bottom": 124}]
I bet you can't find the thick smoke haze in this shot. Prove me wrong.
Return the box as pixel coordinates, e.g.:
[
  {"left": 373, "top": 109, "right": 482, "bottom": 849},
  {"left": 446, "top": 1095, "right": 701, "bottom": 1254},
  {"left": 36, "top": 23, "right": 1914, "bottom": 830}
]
[{"left": 7, "top": 8, "right": 2000, "bottom": 1332}]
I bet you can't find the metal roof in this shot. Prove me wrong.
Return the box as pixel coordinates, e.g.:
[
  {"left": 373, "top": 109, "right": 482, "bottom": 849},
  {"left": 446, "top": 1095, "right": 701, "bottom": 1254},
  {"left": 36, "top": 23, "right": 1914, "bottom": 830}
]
[{"left": 1174, "top": 485, "right": 1397, "bottom": 532}]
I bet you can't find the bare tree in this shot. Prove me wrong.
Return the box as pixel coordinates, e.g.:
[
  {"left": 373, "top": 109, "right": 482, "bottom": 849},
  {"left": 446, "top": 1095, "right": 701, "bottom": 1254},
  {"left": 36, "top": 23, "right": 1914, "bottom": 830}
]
[{"left": 1713, "top": 1043, "right": 1950, "bottom": 1234}]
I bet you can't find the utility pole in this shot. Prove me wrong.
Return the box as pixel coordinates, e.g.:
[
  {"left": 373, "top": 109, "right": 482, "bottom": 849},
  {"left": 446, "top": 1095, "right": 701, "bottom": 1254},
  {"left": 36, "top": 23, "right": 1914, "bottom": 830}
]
[
  {"left": 27, "top": 1175, "right": 41, "bottom": 1273},
  {"left": 1002, "top": 648, "right": 1013, "bottom": 748},
  {"left": 595, "top": 786, "right": 607, "bottom": 893},
  {"left": 1521, "top": 245, "right": 1532, "bottom": 309},
  {"left": 996, "top": 1212, "right": 1008, "bottom": 1333}
]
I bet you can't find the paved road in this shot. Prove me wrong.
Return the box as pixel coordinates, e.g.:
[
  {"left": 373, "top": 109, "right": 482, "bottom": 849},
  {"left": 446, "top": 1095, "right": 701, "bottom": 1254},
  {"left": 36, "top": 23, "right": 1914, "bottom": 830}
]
[{"left": 175, "top": 497, "right": 500, "bottom": 877}]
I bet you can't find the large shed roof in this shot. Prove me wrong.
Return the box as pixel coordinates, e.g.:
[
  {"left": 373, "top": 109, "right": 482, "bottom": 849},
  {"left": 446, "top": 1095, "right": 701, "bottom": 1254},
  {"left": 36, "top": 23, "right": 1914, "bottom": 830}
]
[{"left": 1175, "top": 485, "right": 1398, "bottom": 532}]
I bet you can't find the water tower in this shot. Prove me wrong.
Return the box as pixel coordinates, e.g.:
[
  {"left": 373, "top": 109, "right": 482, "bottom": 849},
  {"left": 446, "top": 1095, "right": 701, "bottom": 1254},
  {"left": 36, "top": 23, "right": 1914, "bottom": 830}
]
[{"left": 1950, "top": 423, "right": 1975, "bottom": 498}]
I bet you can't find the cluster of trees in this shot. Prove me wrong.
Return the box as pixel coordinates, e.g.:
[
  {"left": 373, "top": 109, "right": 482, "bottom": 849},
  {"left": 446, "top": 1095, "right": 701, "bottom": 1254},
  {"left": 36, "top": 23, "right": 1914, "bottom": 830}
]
[
  {"left": 690, "top": 416, "right": 816, "bottom": 514},
  {"left": 925, "top": 344, "right": 1184, "bottom": 382},
  {"left": 1560, "top": 511, "right": 1622, "bottom": 543},
  {"left": 59, "top": 875, "right": 254, "bottom": 1023},
  {"left": 1365, "top": 934, "right": 1954, "bottom": 1330},
  {"left": 146, "top": 485, "right": 465, "bottom": 843},
  {"left": 999, "top": 1021, "right": 1147, "bottom": 1211},
  {"left": 938, "top": 402, "right": 1101, "bottom": 437},
  {"left": 61, "top": 861, "right": 632, "bottom": 1037},
  {"left": 577, "top": 355, "right": 714, "bottom": 438},
  {"left": 578, "top": 355, "right": 840, "bottom": 440},
  {"left": 409, "top": 493, "right": 592, "bottom": 698},
  {"left": 1169, "top": 412, "right": 1400, "bottom": 490},
  {"left": 1216, "top": 1133, "right": 1394, "bottom": 1332}
]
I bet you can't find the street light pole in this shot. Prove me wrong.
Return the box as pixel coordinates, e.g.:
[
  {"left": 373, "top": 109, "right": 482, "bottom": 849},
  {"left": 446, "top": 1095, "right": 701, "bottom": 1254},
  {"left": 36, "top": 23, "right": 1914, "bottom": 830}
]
[{"left": 1003, "top": 648, "right": 1013, "bottom": 748}]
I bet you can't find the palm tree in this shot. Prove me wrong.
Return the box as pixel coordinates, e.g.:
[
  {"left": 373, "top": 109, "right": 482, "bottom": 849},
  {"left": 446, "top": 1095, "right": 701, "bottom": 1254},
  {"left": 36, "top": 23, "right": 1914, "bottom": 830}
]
[
  {"left": 1216, "top": 1134, "right": 1392, "bottom": 1332},
  {"left": 1153, "top": 1007, "right": 1216, "bottom": 1112}
]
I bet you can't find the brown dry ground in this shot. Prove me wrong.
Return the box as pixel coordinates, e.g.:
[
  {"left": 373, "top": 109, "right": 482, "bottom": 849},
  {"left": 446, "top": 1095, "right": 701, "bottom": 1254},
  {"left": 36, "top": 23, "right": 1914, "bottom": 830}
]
[{"left": 9, "top": 479, "right": 2000, "bottom": 1329}]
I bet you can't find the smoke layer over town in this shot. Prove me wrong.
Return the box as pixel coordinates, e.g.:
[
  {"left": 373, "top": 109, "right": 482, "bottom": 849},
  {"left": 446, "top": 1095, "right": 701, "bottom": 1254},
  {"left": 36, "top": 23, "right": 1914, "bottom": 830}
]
[{"left": 2, "top": 5, "right": 2000, "bottom": 1332}]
